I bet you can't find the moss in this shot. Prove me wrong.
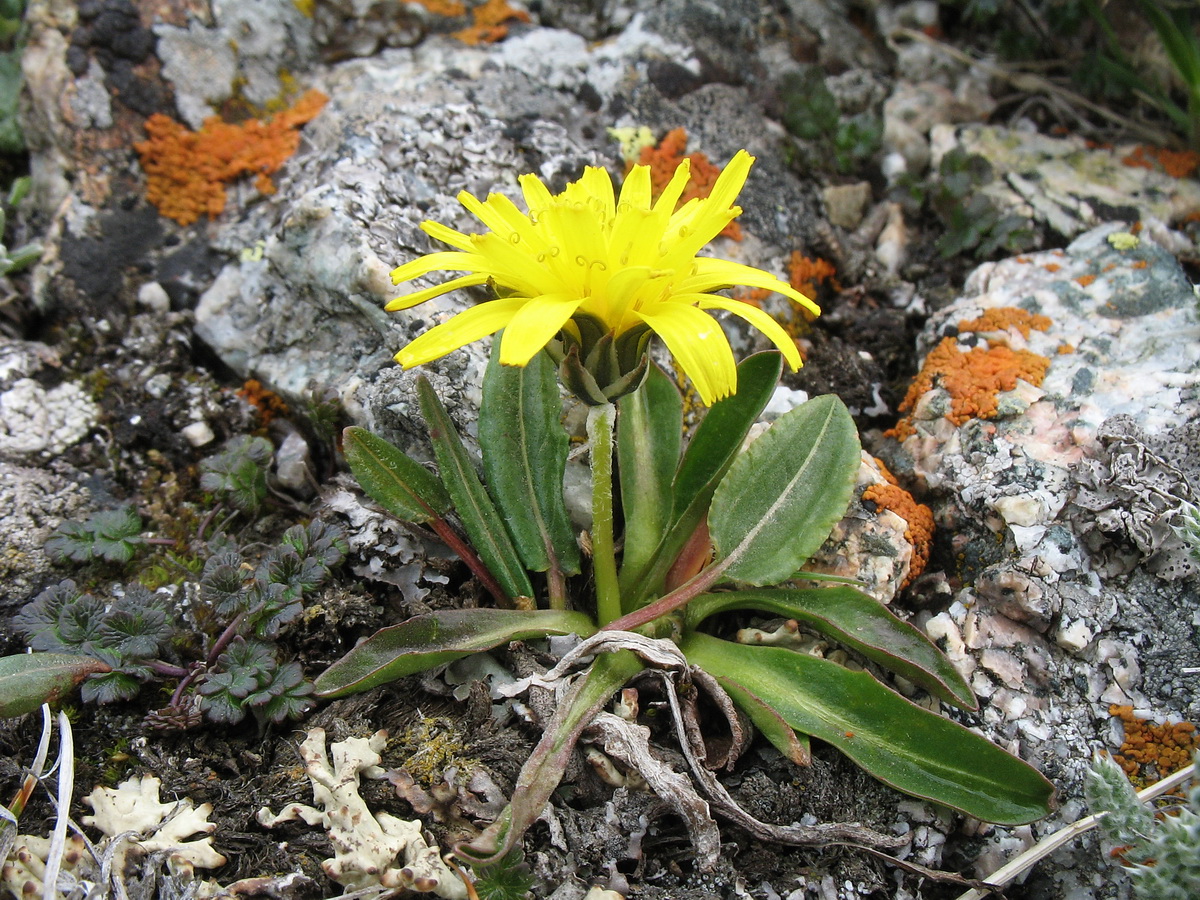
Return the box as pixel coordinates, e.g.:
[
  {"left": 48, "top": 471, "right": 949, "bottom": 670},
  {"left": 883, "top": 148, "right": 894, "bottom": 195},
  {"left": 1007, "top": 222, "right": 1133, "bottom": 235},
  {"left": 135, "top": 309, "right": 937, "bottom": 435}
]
[{"left": 392, "top": 717, "right": 479, "bottom": 788}]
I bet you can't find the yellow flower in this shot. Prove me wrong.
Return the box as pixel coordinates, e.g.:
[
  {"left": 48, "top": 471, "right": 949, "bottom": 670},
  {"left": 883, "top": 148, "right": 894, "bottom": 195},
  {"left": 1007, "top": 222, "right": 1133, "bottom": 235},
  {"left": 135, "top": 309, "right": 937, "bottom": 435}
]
[{"left": 388, "top": 150, "right": 819, "bottom": 405}]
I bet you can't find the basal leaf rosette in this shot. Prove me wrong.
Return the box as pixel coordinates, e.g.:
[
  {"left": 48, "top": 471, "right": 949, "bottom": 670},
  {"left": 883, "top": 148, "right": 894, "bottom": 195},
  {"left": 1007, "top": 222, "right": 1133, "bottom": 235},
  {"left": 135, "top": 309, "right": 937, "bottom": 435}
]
[{"left": 388, "top": 151, "right": 818, "bottom": 404}]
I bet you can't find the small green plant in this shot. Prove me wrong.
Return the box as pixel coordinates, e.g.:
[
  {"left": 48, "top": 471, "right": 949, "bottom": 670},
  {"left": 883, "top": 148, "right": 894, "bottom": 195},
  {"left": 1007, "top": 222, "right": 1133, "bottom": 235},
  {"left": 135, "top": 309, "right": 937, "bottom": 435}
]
[
  {"left": 779, "top": 67, "right": 883, "bottom": 175},
  {"left": 469, "top": 850, "right": 535, "bottom": 900},
  {"left": 312, "top": 152, "right": 1055, "bottom": 867},
  {"left": 1083, "top": 0, "right": 1200, "bottom": 149},
  {"left": 3, "top": 521, "right": 347, "bottom": 727},
  {"left": 0, "top": 0, "right": 27, "bottom": 156},
  {"left": 0, "top": 177, "right": 40, "bottom": 275},
  {"left": 1086, "top": 752, "right": 1200, "bottom": 898},
  {"left": 930, "top": 147, "right": 1034, "bottom": 259},
  {"left": 1171, "top": 500, "right": 1200, "bottom": 561},
  {"left": 45, "top": 506, "right": 145, "bottom": 564},
  {"left": 199, "top": 434, "right": 274, "bottom": 514}
]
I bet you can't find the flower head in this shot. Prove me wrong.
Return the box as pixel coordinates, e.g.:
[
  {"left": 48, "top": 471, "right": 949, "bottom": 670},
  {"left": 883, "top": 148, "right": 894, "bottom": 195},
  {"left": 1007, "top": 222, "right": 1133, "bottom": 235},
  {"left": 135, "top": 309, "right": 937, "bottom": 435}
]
[{"left": 388, "top": 150, "right": 819, "bottom": 404}]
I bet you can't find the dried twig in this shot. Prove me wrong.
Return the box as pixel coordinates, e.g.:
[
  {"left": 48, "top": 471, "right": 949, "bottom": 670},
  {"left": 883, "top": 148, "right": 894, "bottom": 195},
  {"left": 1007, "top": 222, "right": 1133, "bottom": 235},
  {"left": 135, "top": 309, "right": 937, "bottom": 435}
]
[{"left": 954, "top": 763, "right": 1197, "bottom": 900}]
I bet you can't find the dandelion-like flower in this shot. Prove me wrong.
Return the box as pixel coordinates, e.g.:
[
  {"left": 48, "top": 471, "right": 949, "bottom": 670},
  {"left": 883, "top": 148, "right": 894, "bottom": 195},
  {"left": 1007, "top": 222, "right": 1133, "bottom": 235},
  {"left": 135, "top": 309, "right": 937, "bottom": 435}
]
[{"left": 388, "top": 150, "right": 819, "bottom": 404}]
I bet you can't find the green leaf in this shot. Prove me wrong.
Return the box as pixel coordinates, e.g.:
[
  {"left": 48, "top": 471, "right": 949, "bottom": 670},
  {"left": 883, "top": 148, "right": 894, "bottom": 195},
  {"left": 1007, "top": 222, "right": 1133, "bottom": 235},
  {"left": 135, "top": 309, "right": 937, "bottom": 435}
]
[
  {"left": 717, "top": 677, "right": 811, "bottom": 766},
  {"left": 343, "top": 427, "right": 451, "bottom": 524},
  {"left": 480, "top": 345, "right": 580, "bottom": 576},
  {"left": 313, "top": 608, "right": 597, "bottom": 698},
  {"left": 0, "top": 653, "right": 112, "bottom": 718},
  {"left": 708, "top": 394, "right": 860, "bottom": 586},
  {"left": 459, "top": 649, "right": 644, "bottom": 866},
  {"left": 617, "top": 362, "right": 682, "bottom": 583},
  {"left": 681, "top": 633, "right": 1056, "bottom": 825},
  {"left": 417, "top": 377, "right": 535, "bottom": 601},
  {"left": 686, "top": 587, "right": 976, "bottom": 710},
  {"left": 619, "top": 352, "right": 782, "bottom": 602}
]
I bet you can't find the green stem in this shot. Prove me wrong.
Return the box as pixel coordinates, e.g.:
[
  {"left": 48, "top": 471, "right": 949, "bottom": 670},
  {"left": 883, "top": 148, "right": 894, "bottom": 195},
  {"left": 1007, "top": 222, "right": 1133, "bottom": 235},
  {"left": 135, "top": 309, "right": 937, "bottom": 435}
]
[
  {"left": 601, "top": 556, "right": 728, "bottom": 633},
  {"left": 546, "top": 559, "right": 567, "bottom": 611},
  {"left": 588, "top": 404, "right": 621, "bottom": 626}
]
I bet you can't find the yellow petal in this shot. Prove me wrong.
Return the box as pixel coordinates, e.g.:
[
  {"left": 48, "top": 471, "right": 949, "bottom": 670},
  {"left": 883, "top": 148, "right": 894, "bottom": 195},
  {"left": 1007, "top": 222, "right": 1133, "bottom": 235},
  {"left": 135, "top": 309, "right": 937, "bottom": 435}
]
[
  {"left": 617, "top": 163, "right": 652, "bottom": 213},
  {"left": 385, "top": 273, "right": 492, "bottom": 311},
  {"left": 697, "top": 294, "right": 803, "bottom": 371},
  {"left": 395, "top": 298, "right": 530, "bottom": 367},
  {"left": 391, "top": 251, "right": 481, "bottom": 285},
  {"left": 421, "top": 220, "right": 475, "bottom": 252},
  {"left": 519, "top": 173, "right": 555, "bottom": 213},
  {"left": 634, "top": 303, "right": 736, "bottom": 405},
  {"left": 576, "top": 166, "right": 616, "bottom": 221},
  {"left": 683, "top": 258, "right": 821, "bottom": 317},
  {"left": 703, "top": 150, "right": 753, "bottom": 214},
  {"left": 498, "top": 294, "right": 585, "bottom": 365},
  {"left": 651, "top": 157, "right": 692, "bottom": 215}
]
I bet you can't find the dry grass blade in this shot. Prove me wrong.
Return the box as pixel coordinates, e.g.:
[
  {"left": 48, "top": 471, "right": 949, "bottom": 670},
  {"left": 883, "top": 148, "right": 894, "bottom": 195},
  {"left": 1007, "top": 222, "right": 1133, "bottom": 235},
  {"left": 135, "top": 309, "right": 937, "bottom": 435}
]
[
  {"left": 891, "top": 26, "right": 1180, "bottom": 147},
  {"left": 954, "top": 762, "right": 1197, "bottom": 900}
]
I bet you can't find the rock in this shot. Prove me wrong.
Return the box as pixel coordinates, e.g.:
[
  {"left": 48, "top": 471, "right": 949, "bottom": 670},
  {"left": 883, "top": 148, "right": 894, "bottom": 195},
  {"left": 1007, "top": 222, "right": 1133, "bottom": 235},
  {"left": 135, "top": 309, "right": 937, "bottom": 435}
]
[
  {"left": 0, "top": 340, "right": 98, "bottom": 462},
  {"left": 823, "top": 181, "right": 872, "bottom": 229},
  {"left": 883, "top": 223, "right": 1200, "bottom": 898},
  {"left": 0, "top": 461, "right": 91, "bottom": 607},
  {"left": 931, "top": 123, "right": 1200, "bottom": 245}
]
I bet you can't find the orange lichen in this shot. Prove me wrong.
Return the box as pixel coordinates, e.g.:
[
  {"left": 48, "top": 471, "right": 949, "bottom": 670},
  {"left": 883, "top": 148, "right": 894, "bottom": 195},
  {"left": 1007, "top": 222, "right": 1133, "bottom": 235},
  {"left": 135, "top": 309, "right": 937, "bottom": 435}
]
[
  {"left": 788, "top": 252, "right": 838, "bottom": 301},
  {"left": 887, "top": 307, "right": 1052, "bottom": 441},
  {"left": 136, "top": 89, "right": 328, "bottom": 226},
  {"left": 1121, "top": 144, "right": 1200, "bottom": 179},
  {"left": 1075, "top": 274, "right": 1096, "bottom": 287},
  {"left": 1109, "top": 704, "right": 1199, "bottom": 785},
  {"left": 238, "top": 379, "right": 290, "bottom": 427},
  {"left": 410, "top": 0, "right": 467, "bottom": 14},
  {"left": 452, "top": 0, "right": 530, "bottom": 45},
  {"left": 1131, "top": 259, "right": 1148, "bottom": 269},
  {"left": 862, "top": 467, "right": 933, "bottom": 589},
  {"left": 734, "top": 287, "right": 772, "bottom": 307},
  {"left": 1043, "top": 263, "right": 1061, "bottom": 273},
  {"left": 956, "top": 307, "right": 1052, "bottom": 340},
  {"left": 634, "top": 128, "right": 743, "bottom": 240}
]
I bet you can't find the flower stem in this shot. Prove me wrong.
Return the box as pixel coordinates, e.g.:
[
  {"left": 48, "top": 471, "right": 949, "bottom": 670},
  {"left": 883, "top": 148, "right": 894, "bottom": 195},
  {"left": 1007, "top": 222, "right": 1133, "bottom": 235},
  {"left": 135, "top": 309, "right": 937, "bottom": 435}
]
[
  {"left": 600, "top": 557, "right": 728, "bottom": 633},
  {"left": 588, "top": 404, "right": 621, "bottom": 626}
]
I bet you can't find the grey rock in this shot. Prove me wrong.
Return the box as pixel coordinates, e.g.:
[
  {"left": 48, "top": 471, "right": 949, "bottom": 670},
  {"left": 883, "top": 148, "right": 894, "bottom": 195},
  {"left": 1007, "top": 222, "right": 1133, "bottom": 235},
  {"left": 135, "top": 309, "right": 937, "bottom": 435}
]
[
  {"left": 0, "top": 460, "right": 91, "bottom": 605},
  {"left": 931, "top": 124, "right": 1200, "bottom": 245},
  {"left": 886, "top": 223, "right": 1200, "bottom": 898}
]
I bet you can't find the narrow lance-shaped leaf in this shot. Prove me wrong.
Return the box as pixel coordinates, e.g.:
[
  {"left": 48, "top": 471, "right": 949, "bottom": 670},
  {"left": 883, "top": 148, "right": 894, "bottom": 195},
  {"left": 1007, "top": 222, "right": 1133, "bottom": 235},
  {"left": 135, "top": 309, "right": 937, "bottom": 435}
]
[
  {"left": 708, "top": 394, "right": 860, "bottom": 586},
  {"left": 686, "top": 587, "right": 976, "bottom": 709},
  {"left": 313, "top": 608, "right": 597, "bottom": 698},
  {"left": 617, "top": 361, "right": 682, "bottom": 584},
  {"left": 0, "top": 653, "right": 112, "bottom": 719},
  {"left": 458, "top": 650, "right": 644, "bottom": 866},
  {"left": 717, "top": 677, "right": 811, "bottom": 766},
  {"left": 418, "top": 377, "right": 535, "bottom": 601},
  {"left": 619, "top": 352, "right": 782, "bottom": 603},
  {"left": 342, "top": 427, "right": 451, "bottom": 524},
  {"left": 480, "top": 344, "right": 580, "bottom": 576},
  {"left": 681, "top": 633, "right": 1056, "bottom": 825}
]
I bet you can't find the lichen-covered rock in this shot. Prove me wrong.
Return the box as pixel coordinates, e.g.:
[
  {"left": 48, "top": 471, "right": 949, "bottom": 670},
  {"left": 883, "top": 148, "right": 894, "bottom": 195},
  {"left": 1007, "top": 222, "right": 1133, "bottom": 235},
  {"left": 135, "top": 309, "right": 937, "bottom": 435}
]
[
  {"left": 0, "top": 339, "right": 99, "bottom": 463},
  {"left": 884, "top": 223, "right": 1199, "bottom": 899},
  {"left": 931, "top": 124, "right": 1200, "bottom": 245}
]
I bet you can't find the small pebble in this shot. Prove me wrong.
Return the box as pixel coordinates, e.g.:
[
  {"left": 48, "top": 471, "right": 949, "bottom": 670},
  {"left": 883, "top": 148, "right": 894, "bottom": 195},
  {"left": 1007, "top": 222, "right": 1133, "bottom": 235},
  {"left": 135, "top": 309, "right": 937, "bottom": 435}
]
[{"left": 182, "top": 420, "right": 214, "bottom": 447}]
